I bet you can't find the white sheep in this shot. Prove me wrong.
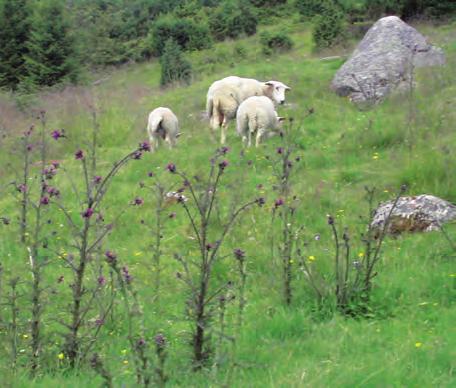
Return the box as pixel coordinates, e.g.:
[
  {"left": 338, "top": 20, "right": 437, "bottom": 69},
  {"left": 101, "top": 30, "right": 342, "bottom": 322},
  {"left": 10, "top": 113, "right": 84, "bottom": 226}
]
[
  {"left": 206, "top": 76, "right": 290, "bottom": 144},
  {"left": 146, "top": 107, "right": 180, "bottom": 152},
  {"left": 236, "top": 96, "right": 285, "bottom": 148}
]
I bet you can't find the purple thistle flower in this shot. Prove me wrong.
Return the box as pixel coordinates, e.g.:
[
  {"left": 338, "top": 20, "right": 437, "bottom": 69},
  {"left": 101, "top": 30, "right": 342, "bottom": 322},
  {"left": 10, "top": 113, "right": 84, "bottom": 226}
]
[
  {"left": 295, "top": 156, "right": 301, "bottom": 162},
  {"left": 147, "top": 171, "right": 154, "bottom": 177},
  {"left": 51, "top": 129, "right": 64, "bottom": 140},
  {"left": 166, "top": 163, "right": 176, "bottom": 173},
  {"left": 43, "top": 167, "right": 57, "bottom": 180},
  {"left": 233, "top": 248, "right": 245, "bottom": 260},
  {"left": 139, "top": 141, "right": 151, "bottom": 152},
  {"left": 93, "top": 175, "right": 102, "bottom": 184},
  {"left": 327, "top": 215, "right": 334, "bottom": 225},
  {"left": 155, "top": 333, "right": 166, "bottom": 349},
  {"left": 287, "top": 161, "right": 293, "bottom": 168},
  {"left": 132, "top": 197, "right": 144, "bottom": 206},
  {"left": 206, "top": 243, "right": 213, "bottom": 251},
  {"left": 26, "top": 144, "right": 33, "bottom": 152},
  {"left": 75, "top": 149, "right": 84, "bottom": 160},
  {"left": 276, "top": 147, "right": 284, "bottom": 154},
  {"left": 133, "top": 150, "right": 143, "bottom": 160},
  {"left": 97, "top": 276, "right": 106, "bottom": 286},
  {"left": 274, "top": 198, "right": 284, "bottom": 208},
  {"left": 82, "top": 207, "right": 94, "bottom": 218},
  {"left": 169, "top": 212, "right": 176, "bottom": 219},
  {"left": 247, "top": 160, "right": 253, "bottom": 166},
  {"left": 137, "top": 338, "right": 146, "bottom": 347},
  {"left": 57, "top": 275, "right": 64, "bottom": 283},
  {"left": 220, "top": 146, "right": 230, "bottom": 154},
  {"left": 40, "top": 196, "right": 50, "bottom": 205},
  {"left": 17, "top": 184, "right": 27, "bottom": 193},
  {"left": 122, "top": 266, "right": 133, "bottom": 284},
  {"left": 256, "top": 197, "right": 266, "bottom": 207},
  {"left": 218, "top": 160, "right": 229, "bottom": 170},
  {"left": 105, "top": 250, "right": 117, "bottom": 264},
  {"left": 51, "top": 160, "right": 60, "bottom": 169},
  {"left": 95, "top": 318, "right": 104, "bottom": 327},
  {"left": 47, "top": 186, "right": 60, "bottom": 198}
]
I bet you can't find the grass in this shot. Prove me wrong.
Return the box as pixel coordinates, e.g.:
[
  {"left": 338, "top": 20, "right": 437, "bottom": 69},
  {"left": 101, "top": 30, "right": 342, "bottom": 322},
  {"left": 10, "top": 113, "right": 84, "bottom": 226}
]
[{"left": 0, "top": 17, "right": 456, "bottom": 387}]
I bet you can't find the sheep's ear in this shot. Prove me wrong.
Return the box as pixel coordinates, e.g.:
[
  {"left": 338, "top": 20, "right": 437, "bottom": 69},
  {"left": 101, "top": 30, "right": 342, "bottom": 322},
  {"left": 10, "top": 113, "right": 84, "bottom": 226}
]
[
  {"left": 278, "top": 117, "right": 286, "bottom": 122},
  {"left": 264, "top": 81, "right": 274, "bottom": 87},
  {"left": 176, "top": 132, "right": 183, "bottom": 138},
  {"left": 285, "top": 85, "right": 291, "bottom": 91}
]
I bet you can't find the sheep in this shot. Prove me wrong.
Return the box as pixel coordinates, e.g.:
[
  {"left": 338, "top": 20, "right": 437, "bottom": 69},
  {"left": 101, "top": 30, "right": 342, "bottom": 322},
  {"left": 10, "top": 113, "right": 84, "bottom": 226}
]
[
  {"left": 236, "top": 96, "right": 285, "bottom": 148},
  {"left": 146, "top": 107, "right": 180, "bottom": 151},
  {"left": 206, "top": 76, "right": 290, "bottom": 144}
]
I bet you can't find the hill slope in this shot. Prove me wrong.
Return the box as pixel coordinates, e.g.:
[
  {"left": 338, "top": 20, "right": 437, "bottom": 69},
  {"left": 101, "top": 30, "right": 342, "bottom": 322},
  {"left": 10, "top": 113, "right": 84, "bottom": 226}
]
[{"left": 0, "top": 19, "right": 455, "bottom": 387}]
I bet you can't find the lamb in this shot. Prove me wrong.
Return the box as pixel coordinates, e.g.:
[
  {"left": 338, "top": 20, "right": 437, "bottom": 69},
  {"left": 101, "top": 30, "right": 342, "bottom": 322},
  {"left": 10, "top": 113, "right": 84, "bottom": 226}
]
[
  {"left": 146, "top": 107, "right": 180, "bottom": 151},
  {"left": 206, "top": 76, "right": 290, "bottom": 144},
  {"left": 236, "top": 96, "right": 285, "bottom": 148}
]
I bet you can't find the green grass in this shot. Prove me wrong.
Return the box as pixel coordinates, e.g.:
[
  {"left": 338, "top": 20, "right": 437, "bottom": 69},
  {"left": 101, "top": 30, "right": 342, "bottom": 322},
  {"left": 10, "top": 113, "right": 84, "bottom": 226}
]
[{"left": 1, "top": 18, "right": 456, "bottom": 387}]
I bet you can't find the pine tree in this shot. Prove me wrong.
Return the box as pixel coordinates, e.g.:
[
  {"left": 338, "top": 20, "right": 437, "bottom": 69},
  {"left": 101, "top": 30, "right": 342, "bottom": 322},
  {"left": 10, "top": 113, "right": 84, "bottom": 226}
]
[
  {"left": 160, "top": 39, "right": 192, "bottom": 87},
  {"left": 0, "top": 0, "right": 31, "bottom": 90},
  {"left": 25, "top": 0, "right": 79, "bottom": 87}
]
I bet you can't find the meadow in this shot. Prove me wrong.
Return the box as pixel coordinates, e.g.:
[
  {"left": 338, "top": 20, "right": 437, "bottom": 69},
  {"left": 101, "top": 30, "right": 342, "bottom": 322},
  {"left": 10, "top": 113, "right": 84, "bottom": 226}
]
[{"left": 0, "top": 17, "right": 455, "bottom": 387}]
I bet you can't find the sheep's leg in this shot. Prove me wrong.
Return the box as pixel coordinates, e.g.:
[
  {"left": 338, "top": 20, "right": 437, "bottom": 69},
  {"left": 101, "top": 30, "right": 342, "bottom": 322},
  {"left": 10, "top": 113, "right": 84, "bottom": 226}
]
[
  {"left": 255, "top": 129, "right": 265, "bottom": 148},
  {"left": 166, "top": 134, "right": 176, "bottom": 149},
  {"left": 221, "top": 117, "right": 228, "bottom": 145},
  {"left": 151, "top": 134, "right": 158, "bottom": 152},
  {"left": 242, "top": 135, "right": 248, "bottom": 148}
]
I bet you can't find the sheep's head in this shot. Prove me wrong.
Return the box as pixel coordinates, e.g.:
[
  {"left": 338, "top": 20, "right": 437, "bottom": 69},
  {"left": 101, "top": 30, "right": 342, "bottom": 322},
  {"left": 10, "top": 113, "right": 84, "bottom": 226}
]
[{"left": 264, "top": 81, "right": 291, "bottom": 105}]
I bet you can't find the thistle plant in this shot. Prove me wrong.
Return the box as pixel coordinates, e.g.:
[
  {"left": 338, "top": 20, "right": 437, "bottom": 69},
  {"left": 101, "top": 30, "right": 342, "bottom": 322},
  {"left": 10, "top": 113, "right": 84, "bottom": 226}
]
[
  {"left": 298, "top": 185, "right": 406, "bottom": 314},
  {"left": 168, "top": 148, "right": 258, "bottom": 368},
  {"left": 58, "top": 140, "right": 151, "bottom": 367},
  {"left": 267, "top": 116, "right": 310, "bottom": 305}
]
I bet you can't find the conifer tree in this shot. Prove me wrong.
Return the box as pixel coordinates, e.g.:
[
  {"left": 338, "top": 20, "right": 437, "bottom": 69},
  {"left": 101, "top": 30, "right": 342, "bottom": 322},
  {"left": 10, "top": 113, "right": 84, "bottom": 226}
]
[
  {"left": 0, "top": 0, "right": 31, "bottom": 90},
  {"left": 160, "top": 38, "right": 192, "bottom": 86},
  {"left": 26, "top": 0, "right": 79, "bottom": 87}
]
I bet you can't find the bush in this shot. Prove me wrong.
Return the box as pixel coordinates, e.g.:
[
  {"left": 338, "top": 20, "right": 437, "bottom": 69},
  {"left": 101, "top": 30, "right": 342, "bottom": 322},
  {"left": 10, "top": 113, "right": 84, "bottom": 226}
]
[
  {"left": 160, "top": 39, "right": 192, "bottom": 86},
  {"left": 152, "top": 15, "right": 212, "bottom": 56},
  {"left": 260, "top": 31, "right": 294, "bottom": 55},
  {"left": 312, "top": 2, "right": 345, "bottom": 48},
  {"left": 295, "top": 0, "right": 330, "bottom": 18},
  {"left": 209, "top": 0, "right": 257, "bottom": 41}
]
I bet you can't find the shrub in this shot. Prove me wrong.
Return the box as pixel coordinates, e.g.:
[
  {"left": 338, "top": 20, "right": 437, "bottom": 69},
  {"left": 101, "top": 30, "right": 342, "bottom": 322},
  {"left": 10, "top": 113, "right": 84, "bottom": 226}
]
[
  {"left": 260, "top": 31, "right": 294, "bottom": 55},
  {"left": 160, "top": 39, "right": 192, "bottom": 86},
  {"left": 209, "top": 0, "right": 257, "bottom": 41},
  {"left": 312, "top": 2, "right": 345, "bottom": 49},
  {"left": 152, "top": 14, "right": 212, "bottom": 56},
  {"left": 295, "top": 0, "right": 330, "bottom": 18}
]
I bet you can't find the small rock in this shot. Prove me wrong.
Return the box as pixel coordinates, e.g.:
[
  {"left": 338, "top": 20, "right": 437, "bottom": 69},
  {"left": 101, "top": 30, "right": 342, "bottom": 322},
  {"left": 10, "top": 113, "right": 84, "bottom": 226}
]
[{"left": 371, "top": 194, "right": 456, "bottom": 235}]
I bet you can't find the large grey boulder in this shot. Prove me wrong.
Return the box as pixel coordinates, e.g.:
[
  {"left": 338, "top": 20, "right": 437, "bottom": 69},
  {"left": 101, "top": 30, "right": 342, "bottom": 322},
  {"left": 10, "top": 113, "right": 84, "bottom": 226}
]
[
  {"left": 371, "top": 195, "right": 456, "bottom": 235},
  {"left": 332, "top": 16, "right": 445, "bottom": 103}
]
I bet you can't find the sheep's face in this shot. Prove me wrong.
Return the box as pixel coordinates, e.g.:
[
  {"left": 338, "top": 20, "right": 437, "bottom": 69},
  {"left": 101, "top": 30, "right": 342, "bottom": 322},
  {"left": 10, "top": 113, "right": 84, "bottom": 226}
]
[{"left": 265, "top": 81, "right": 291, "bottom": 105}]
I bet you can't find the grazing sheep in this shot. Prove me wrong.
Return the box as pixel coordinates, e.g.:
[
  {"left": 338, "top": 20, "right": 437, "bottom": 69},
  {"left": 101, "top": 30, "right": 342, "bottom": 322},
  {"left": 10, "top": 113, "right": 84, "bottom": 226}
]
[
  {"left": 236, "top": 96, "right": 285, "bottom": 148},
  {"left": 146, "top": 107, "right": 180, "bottom": 151},
  {"left": 206, "top": 76, "right": 291, "bottom": 144}
]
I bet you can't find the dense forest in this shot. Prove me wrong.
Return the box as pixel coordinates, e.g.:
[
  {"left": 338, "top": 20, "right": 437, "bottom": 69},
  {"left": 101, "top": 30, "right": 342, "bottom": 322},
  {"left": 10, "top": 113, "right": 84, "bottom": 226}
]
[{"left": 0, "top": 0, "right": 455, "bottom": 91}]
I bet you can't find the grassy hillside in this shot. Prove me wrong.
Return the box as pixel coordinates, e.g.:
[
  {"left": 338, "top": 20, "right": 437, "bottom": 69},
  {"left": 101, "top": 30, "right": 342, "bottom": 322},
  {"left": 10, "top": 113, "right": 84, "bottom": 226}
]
[{"left": 0, "top": 19, "right": 455, "bottom": 387}]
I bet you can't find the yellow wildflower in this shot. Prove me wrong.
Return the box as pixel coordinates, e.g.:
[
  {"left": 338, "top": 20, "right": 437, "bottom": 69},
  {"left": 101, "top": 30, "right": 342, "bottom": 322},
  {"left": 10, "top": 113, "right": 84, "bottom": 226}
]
[
  {"left": 58, "top": 353, "right": 65, "bottom": 360},
  {"left": 22, "top": 334, "right": 29, "bottom": 339},
  {"left": 358, "top": 252, "right": 364, "bottom": 258},
  {"left": 415, "top": 342, "right": 423, "bottom": 348},
  {"left": 123, "top": 360, "right": 129, "bottom": 365},
  {"left": 308, "top": 255, "right": 316, "bottom": 262},
  {"left": 134, "top": 251, "right": 142, "bottom": 257},
  {"left": 121, "top": 349, "right": 127, "bottom": 355}
]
